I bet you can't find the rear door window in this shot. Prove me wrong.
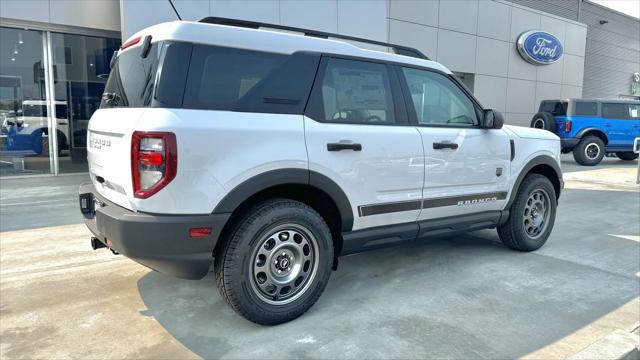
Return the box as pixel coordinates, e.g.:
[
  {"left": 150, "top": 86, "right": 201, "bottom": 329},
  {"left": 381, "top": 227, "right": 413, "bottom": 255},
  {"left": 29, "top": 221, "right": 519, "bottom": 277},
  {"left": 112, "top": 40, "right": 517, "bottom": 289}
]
[
  {"left": 574, "top": 102, "right": 597, "bottom": 116},
  {"left": 305, "top": 58, "right": 397, "bottom": 125}
]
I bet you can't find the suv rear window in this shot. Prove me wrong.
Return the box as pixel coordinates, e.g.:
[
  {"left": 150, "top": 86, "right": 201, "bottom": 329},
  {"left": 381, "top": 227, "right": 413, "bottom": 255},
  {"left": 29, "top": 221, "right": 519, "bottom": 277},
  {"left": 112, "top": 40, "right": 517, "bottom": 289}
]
[
  {"left": 182, "top": 46, "right": 320, "bottom": 114},
  {"left": 183, "top": 46, "right": 287, "bottom": 111},
  {"left": 101, "top": 43, "right": 162, "bottom": 108},
  {"left": 574, "top": 102, "right": 597, "bottom": 116},
  {"left": 100, "top": 42, "right": 319, "bottom": 114},
  {"left": 602, "top": 103, "right": 631, "bottom": 119},
  {"left": 540, "top": 101, "right": 567, "bottom": 116}
]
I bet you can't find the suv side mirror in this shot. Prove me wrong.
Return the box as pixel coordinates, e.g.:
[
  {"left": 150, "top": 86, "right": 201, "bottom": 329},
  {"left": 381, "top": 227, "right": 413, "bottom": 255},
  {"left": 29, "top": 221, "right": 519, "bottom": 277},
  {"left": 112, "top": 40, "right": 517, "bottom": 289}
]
[{"left": 482, "top": 109, "right": 504, "bottom": 129}]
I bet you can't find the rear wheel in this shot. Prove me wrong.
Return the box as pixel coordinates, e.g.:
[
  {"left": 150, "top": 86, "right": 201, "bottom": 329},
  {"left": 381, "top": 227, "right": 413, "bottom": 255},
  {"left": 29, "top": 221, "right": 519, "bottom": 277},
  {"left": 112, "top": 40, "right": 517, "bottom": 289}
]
[
  {"left": 616, "top": 152, "right": 638, "bottom": 161},
  {"left": 214, "top": 199, "right": 333, "bottom": 325},
  {"left": 573, "top": 136, "right": 605, "bottom": 166},
  {"left": 530, "top": 112, "right": 556, "bottom": 132},
  {"left": 498, "top": 174, "right": 557, "bottom": 251}
]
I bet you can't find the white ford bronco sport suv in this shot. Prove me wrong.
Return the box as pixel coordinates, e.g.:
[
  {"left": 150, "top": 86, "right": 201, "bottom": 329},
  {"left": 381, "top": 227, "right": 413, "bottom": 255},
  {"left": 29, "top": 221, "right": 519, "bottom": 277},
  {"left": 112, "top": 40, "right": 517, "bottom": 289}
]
[{"left": 79, "top": 17, "right": 563, "bottom": 325}]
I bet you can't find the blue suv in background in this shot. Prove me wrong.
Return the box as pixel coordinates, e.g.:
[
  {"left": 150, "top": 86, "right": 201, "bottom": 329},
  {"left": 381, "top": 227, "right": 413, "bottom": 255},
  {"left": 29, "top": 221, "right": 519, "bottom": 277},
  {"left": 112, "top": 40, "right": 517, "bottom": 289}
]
[{"left": 531, "top": 99, "right": 640, "bottom": 166}]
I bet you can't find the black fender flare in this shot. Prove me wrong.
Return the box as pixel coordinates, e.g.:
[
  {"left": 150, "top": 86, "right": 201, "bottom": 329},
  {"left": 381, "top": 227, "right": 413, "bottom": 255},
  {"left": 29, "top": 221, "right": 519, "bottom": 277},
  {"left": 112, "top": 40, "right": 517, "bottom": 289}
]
[
  {"left": 576, "top": 127, "right": 608, "bottom": 144},
  {"left": 506, "top": 155, "right": 563, "bottom": 209},
  {"left": 213, "top": 168, "right": 354, "bottom": 232}
]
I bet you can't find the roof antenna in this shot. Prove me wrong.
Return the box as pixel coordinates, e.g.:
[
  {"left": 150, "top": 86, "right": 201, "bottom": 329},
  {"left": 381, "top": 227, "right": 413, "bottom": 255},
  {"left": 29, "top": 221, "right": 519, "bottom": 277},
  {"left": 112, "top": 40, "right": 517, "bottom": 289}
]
[{"left": 168, "top": 0, "right": 182, "bottom": 20}]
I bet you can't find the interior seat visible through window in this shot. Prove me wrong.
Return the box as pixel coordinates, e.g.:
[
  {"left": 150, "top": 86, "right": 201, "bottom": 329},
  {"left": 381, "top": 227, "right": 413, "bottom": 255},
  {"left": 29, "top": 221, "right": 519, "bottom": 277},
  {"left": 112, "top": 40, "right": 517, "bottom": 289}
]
[{"left": 307, "top": 58, "right": 396, "bottom": 125}]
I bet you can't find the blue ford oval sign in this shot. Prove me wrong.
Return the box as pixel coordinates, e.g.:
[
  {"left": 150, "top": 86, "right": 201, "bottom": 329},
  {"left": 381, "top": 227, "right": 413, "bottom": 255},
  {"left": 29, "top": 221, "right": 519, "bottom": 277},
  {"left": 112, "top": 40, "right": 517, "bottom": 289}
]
[{"left": 517, "top": 31, "right": 563, "bottom": 65}]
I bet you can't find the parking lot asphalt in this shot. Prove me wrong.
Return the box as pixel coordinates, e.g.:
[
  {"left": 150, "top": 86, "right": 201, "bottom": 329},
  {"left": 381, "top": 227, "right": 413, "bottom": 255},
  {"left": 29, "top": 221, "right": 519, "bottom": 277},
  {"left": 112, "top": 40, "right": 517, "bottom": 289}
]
[{"left": 1, "top": 155, "right": 639, "bottom": 359}]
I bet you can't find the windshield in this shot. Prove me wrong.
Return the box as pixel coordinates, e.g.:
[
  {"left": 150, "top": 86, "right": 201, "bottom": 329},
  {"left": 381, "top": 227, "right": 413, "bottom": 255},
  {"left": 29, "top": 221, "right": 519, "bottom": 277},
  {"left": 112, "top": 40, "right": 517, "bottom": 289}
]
[{"left": 100, "top": 43, "right": 162, "bottom": 108}]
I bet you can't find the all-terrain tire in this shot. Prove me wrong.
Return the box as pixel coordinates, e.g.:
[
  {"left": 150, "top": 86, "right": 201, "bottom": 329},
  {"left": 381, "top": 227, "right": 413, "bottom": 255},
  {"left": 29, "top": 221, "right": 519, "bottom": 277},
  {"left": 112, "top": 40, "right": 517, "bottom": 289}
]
[
  {"left": 214, "top": 199, "right": 333, "bottom": 325},
  {"left": 530, "top": 112, "right": 556, "bottom": 132},
  {"left": 498, "top": 174, "right": 557, "bottom": 252},
  {"left": 573, "top": 135, "right": 605, "bottom": 166},
  {"left": 616, "top": 152, "right": 638, "bottom": 161}
]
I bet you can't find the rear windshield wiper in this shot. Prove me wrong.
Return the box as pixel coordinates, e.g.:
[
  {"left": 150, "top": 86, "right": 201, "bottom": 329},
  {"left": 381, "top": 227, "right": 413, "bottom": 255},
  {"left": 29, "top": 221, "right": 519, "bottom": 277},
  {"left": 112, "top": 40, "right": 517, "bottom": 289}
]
[{"left": 102, "top": 92, "right": 120, "bottom": 105}]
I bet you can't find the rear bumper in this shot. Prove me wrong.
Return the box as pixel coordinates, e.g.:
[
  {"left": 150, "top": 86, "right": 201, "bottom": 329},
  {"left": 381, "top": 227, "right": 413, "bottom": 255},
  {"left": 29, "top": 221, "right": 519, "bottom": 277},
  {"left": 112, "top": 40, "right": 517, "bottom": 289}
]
[
  {"left": 561, "top": 138, "right": 579, "bottom": 150},
  {"left": 79, "top": 183, "right": 230, "bottom": 279}
]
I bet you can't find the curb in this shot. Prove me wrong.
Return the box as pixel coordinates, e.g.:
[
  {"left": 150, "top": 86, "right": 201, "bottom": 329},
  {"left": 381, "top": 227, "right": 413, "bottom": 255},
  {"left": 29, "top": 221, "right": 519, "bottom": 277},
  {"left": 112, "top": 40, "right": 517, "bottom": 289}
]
[{"left": 568, "top": 325, "right": 640, "bottom": 360}]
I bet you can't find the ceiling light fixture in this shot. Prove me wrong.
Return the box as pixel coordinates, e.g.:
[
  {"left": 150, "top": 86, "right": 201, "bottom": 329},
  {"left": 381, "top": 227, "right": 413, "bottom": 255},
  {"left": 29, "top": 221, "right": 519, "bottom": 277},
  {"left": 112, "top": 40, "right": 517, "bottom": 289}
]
[
  {"left": 18, "top": 33, "right": 24, "bottom": 44},
  {"left": 13, "top": 44, "right": 18, "bottom": 54}
]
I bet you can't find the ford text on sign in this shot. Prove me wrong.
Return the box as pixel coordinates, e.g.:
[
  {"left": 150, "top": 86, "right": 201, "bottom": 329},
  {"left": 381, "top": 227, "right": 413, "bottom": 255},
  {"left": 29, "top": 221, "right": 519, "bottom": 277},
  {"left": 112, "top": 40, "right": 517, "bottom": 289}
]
[{"left": 517, "top": 31, "right": 563, "bottom": 65}]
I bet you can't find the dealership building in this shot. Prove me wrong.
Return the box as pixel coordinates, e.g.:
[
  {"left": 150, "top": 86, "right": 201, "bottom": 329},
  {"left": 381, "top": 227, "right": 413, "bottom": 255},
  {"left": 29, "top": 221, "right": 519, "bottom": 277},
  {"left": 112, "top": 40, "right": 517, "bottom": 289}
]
[{"left": 1, "top": 0, "right": 639, "bottom": 177}]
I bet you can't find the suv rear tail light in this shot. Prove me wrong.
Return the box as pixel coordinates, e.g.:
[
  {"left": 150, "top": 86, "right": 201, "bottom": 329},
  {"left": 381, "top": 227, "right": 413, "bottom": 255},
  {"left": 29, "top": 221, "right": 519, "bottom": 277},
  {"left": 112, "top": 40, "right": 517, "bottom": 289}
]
[
  {"left": 564, "top": 120, "right": 572, "bottom": 133},
  {"left": 131, "top": 131, "right": 177, "bottom": 199}
]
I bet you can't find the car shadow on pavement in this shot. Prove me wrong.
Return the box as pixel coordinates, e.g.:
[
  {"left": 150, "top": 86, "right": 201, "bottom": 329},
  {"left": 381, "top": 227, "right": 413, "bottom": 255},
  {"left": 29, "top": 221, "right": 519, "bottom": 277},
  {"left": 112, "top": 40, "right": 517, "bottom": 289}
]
[{"left": 137, "top": 212, "right": 639, "bottom": 359}]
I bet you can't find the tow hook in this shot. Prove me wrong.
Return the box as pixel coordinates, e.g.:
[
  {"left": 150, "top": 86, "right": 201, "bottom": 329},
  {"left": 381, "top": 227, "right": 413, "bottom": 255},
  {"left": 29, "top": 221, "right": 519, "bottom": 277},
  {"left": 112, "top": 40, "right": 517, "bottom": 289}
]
[{"left": 91, "top": 237, "right": 106, "bottom": 250}]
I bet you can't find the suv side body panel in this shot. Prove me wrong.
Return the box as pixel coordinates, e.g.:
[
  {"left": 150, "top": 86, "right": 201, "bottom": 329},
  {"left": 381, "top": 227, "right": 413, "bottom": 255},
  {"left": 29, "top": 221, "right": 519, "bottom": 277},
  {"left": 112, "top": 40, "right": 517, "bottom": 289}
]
[
  {"left": 305, "top": 117, "right": 425, "bottom": 231},
  {"left": 133, "top": 109, "right": 309, "bottom": 214}
]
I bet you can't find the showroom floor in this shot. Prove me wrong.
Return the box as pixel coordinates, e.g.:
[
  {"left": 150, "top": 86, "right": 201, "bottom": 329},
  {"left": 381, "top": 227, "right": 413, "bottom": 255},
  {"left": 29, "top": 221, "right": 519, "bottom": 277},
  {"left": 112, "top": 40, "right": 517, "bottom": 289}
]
[{"left": 0, "top": 155, "right": 638, "bottom": 359}]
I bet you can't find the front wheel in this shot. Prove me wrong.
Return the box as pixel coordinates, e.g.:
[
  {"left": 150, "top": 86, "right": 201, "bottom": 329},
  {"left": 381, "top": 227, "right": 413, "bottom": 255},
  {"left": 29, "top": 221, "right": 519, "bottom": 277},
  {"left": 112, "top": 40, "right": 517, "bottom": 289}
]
[
  {"left": 214, "top": 199, "right": 333, "bottom": 325},
  {"left": 573, "top": 136, "right": 605, "bottom": 166},
  {"left": 498, "top": 174, "right": 557, "bottom": 251},
  {"left": 616, "top": 152, "right": 638, "bottom": 161}
]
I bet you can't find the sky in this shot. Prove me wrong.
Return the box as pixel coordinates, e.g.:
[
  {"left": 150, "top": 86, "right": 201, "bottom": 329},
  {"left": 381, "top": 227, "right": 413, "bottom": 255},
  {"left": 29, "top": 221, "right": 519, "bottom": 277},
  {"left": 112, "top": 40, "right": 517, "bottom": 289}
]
[{"left": 590, "top": 0, "right": 640, "bottom": 19}]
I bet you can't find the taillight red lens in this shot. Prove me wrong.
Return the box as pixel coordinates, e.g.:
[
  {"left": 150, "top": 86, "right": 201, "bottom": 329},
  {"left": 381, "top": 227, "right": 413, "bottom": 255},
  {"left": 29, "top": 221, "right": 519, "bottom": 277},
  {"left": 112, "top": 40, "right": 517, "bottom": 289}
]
[
  {"left": 139, "top": 151, "right": 163, "bottom": 167},
  {"left": 564, "top": 120, "right": 572, "bottom": 133},
  {"left": 131, "top": 131, "right": 177, "bottom": 199}
]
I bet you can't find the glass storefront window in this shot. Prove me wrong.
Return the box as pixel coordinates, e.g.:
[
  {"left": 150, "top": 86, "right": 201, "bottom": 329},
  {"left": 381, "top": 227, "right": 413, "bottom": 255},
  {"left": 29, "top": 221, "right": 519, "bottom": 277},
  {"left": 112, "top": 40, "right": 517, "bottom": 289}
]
[
  {"left": 0, "top": 26, "right": 119, "bottom": 177},
  {"left": 50, "top": 33, "right": 119, "bottom": 173},
  {"left": 0, "top": 27, "right": 52, "bottom": 176}
]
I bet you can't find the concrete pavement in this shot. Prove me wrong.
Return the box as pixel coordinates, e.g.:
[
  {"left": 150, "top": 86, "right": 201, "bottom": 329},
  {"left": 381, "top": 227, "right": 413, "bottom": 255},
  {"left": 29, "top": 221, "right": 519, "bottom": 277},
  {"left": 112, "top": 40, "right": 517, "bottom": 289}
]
[
  {"left": 0, "top": 174, "right": 89, "bottom": 232},
  {"left": 0, "top": 155, "right": 638, "bottom": 359}
]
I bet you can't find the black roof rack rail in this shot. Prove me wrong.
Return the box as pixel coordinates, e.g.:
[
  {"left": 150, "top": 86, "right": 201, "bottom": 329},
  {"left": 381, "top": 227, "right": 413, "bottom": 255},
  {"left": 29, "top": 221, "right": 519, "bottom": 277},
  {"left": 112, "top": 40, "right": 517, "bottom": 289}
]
[{"left": 197, "top": 16, "right": 429, "bottom": 60}]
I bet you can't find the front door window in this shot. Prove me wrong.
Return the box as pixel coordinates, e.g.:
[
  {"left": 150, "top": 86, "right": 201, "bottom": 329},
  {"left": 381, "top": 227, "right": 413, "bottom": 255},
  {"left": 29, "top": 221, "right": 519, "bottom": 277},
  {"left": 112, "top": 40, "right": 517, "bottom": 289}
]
[{"left": 402, "top": 67, "right": 478, "bottom": 127}]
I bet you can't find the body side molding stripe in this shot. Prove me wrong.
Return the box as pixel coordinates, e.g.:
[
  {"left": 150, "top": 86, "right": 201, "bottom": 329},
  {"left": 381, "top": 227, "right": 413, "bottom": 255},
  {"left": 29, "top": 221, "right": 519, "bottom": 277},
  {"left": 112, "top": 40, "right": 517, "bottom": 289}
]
[
  {"left": 358, "top": 199, "right": 422, "bottom": 217},
  {"left": 357, "top": 191, "right": 508, "bottom": 217},
  {"left": 422, "top": 191, "right": 507, "bottom": 209}
]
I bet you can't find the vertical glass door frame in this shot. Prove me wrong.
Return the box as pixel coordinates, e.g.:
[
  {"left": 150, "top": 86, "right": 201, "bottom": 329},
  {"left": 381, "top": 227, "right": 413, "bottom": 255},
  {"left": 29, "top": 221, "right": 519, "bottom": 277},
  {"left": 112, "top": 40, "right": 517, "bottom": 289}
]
[
  {"left": 42, "top": 31, "right": 59, "bottom": 175},
  {"left": 1, "top": 18, "right": 120, "bottom": 177}
]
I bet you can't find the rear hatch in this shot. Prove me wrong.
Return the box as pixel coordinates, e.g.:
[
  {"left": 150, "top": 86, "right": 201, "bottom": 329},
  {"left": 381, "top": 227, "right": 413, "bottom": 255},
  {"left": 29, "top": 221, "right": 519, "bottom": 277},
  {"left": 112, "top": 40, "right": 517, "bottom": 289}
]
[
  {"left": 88, "top": 109, "right": 145, "bottom": 209},
  {"left": 87, "top": 39, "right": 165, "bottom": 210}
]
